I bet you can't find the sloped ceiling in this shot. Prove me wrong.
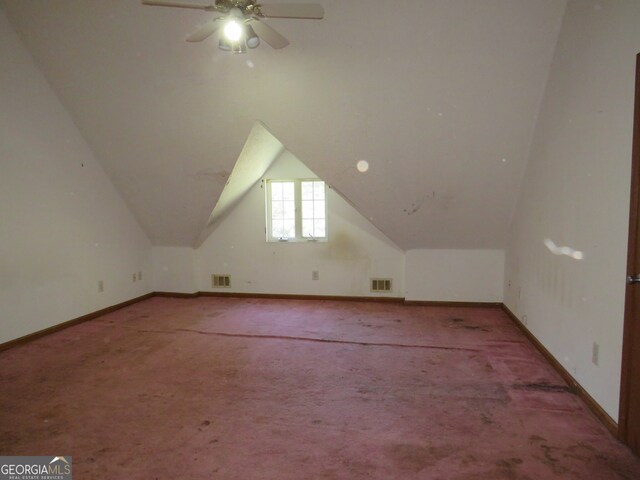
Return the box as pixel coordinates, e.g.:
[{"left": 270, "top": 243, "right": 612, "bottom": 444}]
[
  {"left": 0, "top": 0, "right": 567, "bottom": 249},
  {"left": 194, "top": 121, "right": 283, "bottom": 247}
]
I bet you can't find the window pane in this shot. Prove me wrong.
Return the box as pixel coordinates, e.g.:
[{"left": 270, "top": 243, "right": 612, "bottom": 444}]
[
  {"left": 282, "top": 182, "right": 294, "bottom": 201},
  {"left": 271, "top": 182, "right": 283, "bottom": 200},
  {"left": 314, "top": 219, "right": 326, "bottom": 237},
  {"left": 283, "top": 201, "right": 295, "bottom": 219},
  {"left": 302, "top": 219, "right": 314, "bottom": 237},
  {"left": 302, "top": 200, "right": 314, "bottom": 219},
  {"left": 301, "top": 181, "right": 314, "bottom": 200},
  {"left": 283, "top": 219, "right": 295, "bottom": 238},
  {"left": 314, "top": 181, "right": 325, "bottom": 200},
  {"left": 315, "top": 200, "right": 325, "bottom": 219},
  {"left": 272, "top": 219, "right": 284, "bottom": 238},
  {"left": 272, "top": 201, "right": 284, "bottom": 219}
]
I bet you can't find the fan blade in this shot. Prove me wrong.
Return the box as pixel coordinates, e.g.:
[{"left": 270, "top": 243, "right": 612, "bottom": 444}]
[
  {"left": 256, "top": 3, "right": 324, "bottom": 19},
  {"left": 141, "top": 1, "right": 215, "bottom": 11},
  {"left": 186, "top": 17, "right": 223, "bottom": 42},
  {"left": 249, "top": 18, "right": 289, "bottom": 49}
]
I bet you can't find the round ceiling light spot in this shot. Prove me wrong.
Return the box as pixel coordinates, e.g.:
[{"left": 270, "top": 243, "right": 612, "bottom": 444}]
[{"left": 357, "top": 160, "right": 369, "bottom": 173}]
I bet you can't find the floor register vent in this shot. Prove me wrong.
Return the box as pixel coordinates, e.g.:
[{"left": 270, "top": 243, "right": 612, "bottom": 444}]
[
  {"left": 212, "top": 274, "right": 231, "bottom": 288},
  {"left": 371, "top": 278, "right": 392, "bottom": 293}
]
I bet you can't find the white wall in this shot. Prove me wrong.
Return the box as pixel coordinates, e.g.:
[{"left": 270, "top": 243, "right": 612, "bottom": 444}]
[
  {"left": 406, "top": 249, "right": 504, "bottom": 303},
  {"left": 151, "top": 246, "right": 196, "bottom": 294},
  {"left": 0, "top": 11, "right": 151, "bottom": 344},
  {"left": 152, "top": 148, "right": 507, "bottom": 303},
  {"left": 505, "top": 0, "right": 640, "bottom": 419},
  {"left": 196, "top": 151, "right": 406, "bottom": 297}
]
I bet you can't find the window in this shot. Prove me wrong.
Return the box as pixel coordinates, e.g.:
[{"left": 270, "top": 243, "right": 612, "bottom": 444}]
[
  {"left": 266, "top": 179, "right": 327, "bottom": 242},
  {"left": 301, "top": 180, "right": 326, "bottom": 239},
  {"left": 269, "top": 181, "right": 296, "bottom": 240}
]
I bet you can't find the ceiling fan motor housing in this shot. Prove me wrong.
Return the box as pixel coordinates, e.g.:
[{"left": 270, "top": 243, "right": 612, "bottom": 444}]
[{"left": 215, "top": 0, "right": 258, "bottom": 14}]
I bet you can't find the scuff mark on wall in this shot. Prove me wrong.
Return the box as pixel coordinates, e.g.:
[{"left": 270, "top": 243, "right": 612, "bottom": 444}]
[
  {"left": 403, "top": 191, "right": 435, "bottom": 215},
  {"left": 403, "top": 190, "right": 457, "bottom": 216},
  {"left": 403, "top": 192, "right": 431, "bottom": 216},
  {"left": 403, "top": 203, "right": 422, "bottom": 216}
]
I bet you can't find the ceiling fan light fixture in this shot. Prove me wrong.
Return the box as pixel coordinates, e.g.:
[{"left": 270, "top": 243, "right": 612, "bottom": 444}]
[
  {"left": 143, "top": 1, "right": 325, "bottom": 50},
  {"left": 231, "top": 41, "right": 247, "bottom": 54},
  {"left": 246, "top": 25, "right": 260, "bottom": 49},
  {"left": 219, "top": 38, "right": 247, "bottom": 54},
  {"left": 223, "top": 19, "right": 243, "bottom": 42},
  {"left": 218, "top": 30, "right": 248, "bottom": 54}
]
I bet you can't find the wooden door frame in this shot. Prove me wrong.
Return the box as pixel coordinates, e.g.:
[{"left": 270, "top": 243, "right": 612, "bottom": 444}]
[{"left": 620, "top": 52, "right": 640, "bottom": 442}]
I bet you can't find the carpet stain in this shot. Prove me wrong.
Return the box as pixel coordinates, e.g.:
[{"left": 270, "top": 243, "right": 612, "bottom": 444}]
[
  {"left": 386, "top": 443, "right": 456, "bottom": 472},
  {"left": 449, "top": 317, "right": 490, "bottom": 332},
  {"left": 539, "top": 444, "right": 571, "bottom": 475},
  {"left": 529, "top": 435, "right": 547, "bottom": 444},
  {"left": 480, "top": 412, "right": 494, "bottom": 425},
  {"left": 512, "top": 383, "right": 574, "bottom": 394},
  {"left": 495, "top": 457, "right": 524, "bottom": 480}
]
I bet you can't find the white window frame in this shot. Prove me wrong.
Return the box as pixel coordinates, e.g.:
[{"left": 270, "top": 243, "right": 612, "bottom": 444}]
[{"left": 265, "top": 178, "right": 328, "bottom": 242}]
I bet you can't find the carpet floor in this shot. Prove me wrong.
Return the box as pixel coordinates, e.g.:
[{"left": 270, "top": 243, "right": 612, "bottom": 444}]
[{"left": 1, "top": 297, "right": 639, "bottom": 479}]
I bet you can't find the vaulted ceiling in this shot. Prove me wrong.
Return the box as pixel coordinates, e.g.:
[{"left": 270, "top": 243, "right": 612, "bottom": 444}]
[{"left": 0, "top": 0, "right": 567, "bottom": 249}]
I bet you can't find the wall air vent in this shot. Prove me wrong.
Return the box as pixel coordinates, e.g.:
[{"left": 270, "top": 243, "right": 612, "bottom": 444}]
[
  {"left": 212, "top": 274, "right": 231, "bottom": 288},
  {"left": 371, "top": 278, "right": 392, "bottom": 293}
]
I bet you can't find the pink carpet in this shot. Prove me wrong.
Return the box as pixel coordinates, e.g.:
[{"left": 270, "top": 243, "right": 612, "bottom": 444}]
[{"left": 1, "top": 297, "right": 639, "bottom": 479}]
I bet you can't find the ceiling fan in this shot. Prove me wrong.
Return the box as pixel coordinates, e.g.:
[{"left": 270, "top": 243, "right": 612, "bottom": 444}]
[{"left": 141, "top": 0, "right": 324, "bottom": 53}]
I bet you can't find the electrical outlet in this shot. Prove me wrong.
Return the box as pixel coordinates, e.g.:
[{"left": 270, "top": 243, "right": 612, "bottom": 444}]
[
  {"left": 138, "top": 271, "right": 142, "bottom": 281},
  {"left": 312, "top": 270, "right": 319, "bottom": 281},
  {"left": 592, "top": 342, "right": 599, "bottom": 366},
  {"left": 132, "top": 273, "right": 137, "bottom": 282},
  {"left": 98, "top": 280, "right": 104, "bottom": 293}
]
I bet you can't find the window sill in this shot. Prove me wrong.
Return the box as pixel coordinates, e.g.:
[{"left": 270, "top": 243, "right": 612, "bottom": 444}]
[{"left": 267, "top": 238, "right": 328, "bottom": 244}]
